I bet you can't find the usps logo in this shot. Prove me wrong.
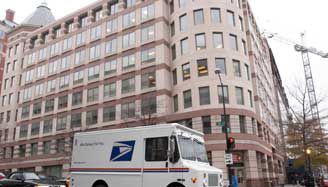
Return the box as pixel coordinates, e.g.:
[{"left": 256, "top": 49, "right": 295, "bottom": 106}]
[{"left": 110, "top": 141, "right": 135, "bottom": 162}]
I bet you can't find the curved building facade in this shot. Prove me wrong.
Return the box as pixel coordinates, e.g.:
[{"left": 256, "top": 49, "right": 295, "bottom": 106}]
[{"left": 0, "top": 1, "right": 287, "bottom": 187}]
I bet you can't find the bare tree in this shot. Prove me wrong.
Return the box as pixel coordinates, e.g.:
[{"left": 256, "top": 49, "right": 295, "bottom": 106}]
[{"left": 286, "top": 81, "right": 328, "bottom": 168}]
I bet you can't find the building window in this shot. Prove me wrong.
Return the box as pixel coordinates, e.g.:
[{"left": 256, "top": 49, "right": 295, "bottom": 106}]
[
  {"left": 104, "top": 60, "right": 117, "bottom": 75},
  {"left": 106, "top": 18, "right": 118, "bottom": 33},
  {"left": 72, "top": 91, "right": 83, "bottom": 106},
  {"left": 233, "top": 60, "right": 241, "bottom": 77},
  {"left": 121, "top": 77, "right": 135, "bottom": 94},
  {"left": 21, "top": 105, "right": 30, "bottom": 119},
  {"left": 88, "top": 65, "right": 100, "bottom": 80},
  {"left": 33, "top": 102, "right": 42, "bottom": 115},
  {"left": 124, "top": 0, "right": 136, "bottom": 8},
  {"left": 31, "top": 143, "right": 38, "bottom": 156},
  {"left": 105, "top": 38, "right": 117, "bottom": 54},
  {"left": 23, "top": 87, "right": 32, "bottom": 101},
  {"left": 141, "top": 4, "right": 155, "bottom": 21},
  {"left": 87, "top": 87, "right": 99, "bottom": 102},
  {"left": 86, "top": 110, "right": 98, "bottom": 125},
  {"left": 171, "top": 45, "right": 176, "bottom": 60},
  {"left": 199, "top": 87, "right": 210, "bottom": 105},
  {"left": 62, "top": 37, "right": 73, "bottom": 51},
  {"left": 182, "top": 63, "right": 191, "bottom": 81},
  {"left": 45, "top": 99, "right": 54, "bottom": 113},
  {"left": 48, "top": 60, "right": 58, "bottom": 74},
  {"left": 122, "top": 32, "right": 136, "bottom": 48},
  {"left": 170, "top": 22, "right": 175, "bottom": 36},
  {"left": 122, "top": 54, "right": 136, "bottom": 69},
  {"left": 56, "top": 139, "right": 65, "bottom": 153},
  {"left": 211, "top": 8, "right": 221, "bottom": 23},
  {"left": 180, "top": 37, "right": 188, "bottom": 56},
  {"left": 172, "top": 69, "right": 177, "bottom": 85},
  {"left": 248, "top": 90, "right": 253, "bottom": 107},
  {"left": 76, "top": 31, "right": 86, "bottom": 46},
  {"left": 227, "top": 10, "right": 235, "bottom": 26},
  {"left": 56, "top": 115, "right": 67, "bottom": 131},
  {"left": 59, "top": 75, "right": 69, "bottom": 89},
  {"left": 183, "top": 90, "right": 192, "bottom": 108},
  {"left": 19, "top": 145, "right": 26, "bottom": 157},
  {"left": 239, "top": 16, "right": 244, "bottom": 31},
  {"left": 31, "top": 122, "right": 40, "bottom": 136},
  {"left": 43, "top": 119, "right": 53, "bottom": 134},
  {"left": 73, "top": 70, "right": 84, "bottom": 85},
  {"left": 47, "top": 79, "right": 56, "bottom": 93},
  {"left": 121, "top": 102, "right": 135, "bottom": 119},
  {"left": 195, "top": 33, "right": 206, "bottom": 50},
  {"left": 179, "top": 14, "right": 187, "bottom": 32},
  {"left": 35, "top": 83, "right": 44, "bottom": 97},
  {"left": 169, "top": 1, "right": 174, "bottom": 14},
  {"left": 141, "top": 48, "right": 156, "bottom": 63},
  {"left": 90, "top": 25, "right": 102, "bottom": 40},
  {"left": 245, "top": 64, "right": 250, "bottom": 80},
  {"left": 6, "top": 111, "right": 10, "bottom": 122},
  {"left": 141, "top": 72, "right": 156, "bottom": 89},
  {"left": 123, "top": 11, "right": 136, "bottom": 27},
  {"left": 213, "top": 32, "right": 223, "bottom": 49},
  {"left": 94, "top": 9, "right": 102, "bottom": 22},
  {"left": 43, "top": 141, "right": 51, "bottom": 154},
  {"left": 103, "top": 106, "right": 116, "bottom": 122},
  {"left": 193, "top": 9, "right": 204, "bottom": 25},
  {"left": 89, "top": 44, "right": 101, "bottom": 60},
  {"left": 221, "top": 115, "right": 231, "bottom": 131},
  {"left": 218, "top": 85, "right": 229, "bottom": 104},
  {"left": 229, "top": 34, "right": 238, "bottom": 51},
  {"left": 35, "top": 65, "right": 46, "bottom": 79},
  {"left": 215, "top": 58, "right": 226, "bottom": 74},
  {"left": 239, "top": 115, "right": 246, "bottom": 133},
  {"left": 141, "top": 96, "right": 157, "bottom": 115},
  {"left": 173, "top": 95, "right": 178, "bottom": 112},
  {"left": 179, "top": 0, "right": 187, "bottom": 8},
  {"left": 104, "top": 82, "right": 116, "bottom": 98},
  {"left": 58, "top": 95, "right": 68, "bottom": 109},
  {"left": 25, "top": 69, "right": 34, "bottom": 82},
  {"left": 236, "top": 87, "right": 244, "bottom": 105},
  {"left": 202, "top": 116, "right": 211, "bottom": 134},
  {"left": 19, "top": 125, "right": 28, "bottom": 138},
  {"left": 141, "top": 25, "right": 155, "bottom": 43},
  {"left": 109, "top": 1, "right": 119, "bottom": 15},
  {"left": 71, "top": 113, "right": 82, "bottom": 128},
  {"left": 50, "top": 43, "right": 60, "bottom": 56},
  {"left": 197, "top": 59, "right": 208, "bottom": 76}
]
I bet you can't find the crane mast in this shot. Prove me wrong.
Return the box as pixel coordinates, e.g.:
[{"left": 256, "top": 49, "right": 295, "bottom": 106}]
[{"left": 266, "top": 31, "right": 325, "bottom": 127}]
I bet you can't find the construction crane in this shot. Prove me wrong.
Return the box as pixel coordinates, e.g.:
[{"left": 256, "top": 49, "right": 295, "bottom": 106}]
[{"left": 264, "top": 31, "right": 327, "bottom": 127}]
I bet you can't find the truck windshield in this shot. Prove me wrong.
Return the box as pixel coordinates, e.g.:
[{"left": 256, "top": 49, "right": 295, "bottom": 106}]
[{"left": 178, "top": 135, "right": 208, "bottom": 163}]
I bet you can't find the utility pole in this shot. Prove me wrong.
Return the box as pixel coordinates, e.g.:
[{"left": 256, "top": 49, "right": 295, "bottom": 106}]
[{"left": 215, "top": 68, "right": 233, "bottom": 187}]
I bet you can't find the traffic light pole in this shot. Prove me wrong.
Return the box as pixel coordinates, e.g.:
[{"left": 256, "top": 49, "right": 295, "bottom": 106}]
[{"left": 217, "top": 71, "right": 232, "bottom": 187}]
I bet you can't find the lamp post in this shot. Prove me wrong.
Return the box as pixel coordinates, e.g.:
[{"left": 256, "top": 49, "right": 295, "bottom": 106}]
[{"left": 215, "top": 68, "right": 232, "bottom": 187}]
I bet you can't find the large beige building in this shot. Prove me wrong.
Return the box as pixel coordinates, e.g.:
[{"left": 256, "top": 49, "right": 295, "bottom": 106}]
[{"left": 0, "top": 0, "right": 289, "bottom": 186}]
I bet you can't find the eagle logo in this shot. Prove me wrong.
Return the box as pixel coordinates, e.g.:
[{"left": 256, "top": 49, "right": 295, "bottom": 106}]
[{"left": 110, "top": 141, "right": 136, "bottom": 162}]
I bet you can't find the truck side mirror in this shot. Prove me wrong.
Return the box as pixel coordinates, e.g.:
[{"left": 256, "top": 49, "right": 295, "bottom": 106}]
[{"left": 169, "top": 136, "right": 177, "bottom": 163}]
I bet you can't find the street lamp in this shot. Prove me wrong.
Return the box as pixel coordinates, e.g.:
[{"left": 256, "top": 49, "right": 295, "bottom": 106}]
[{"left": 215, "top": 68, "right": 232, "bottom": 187}]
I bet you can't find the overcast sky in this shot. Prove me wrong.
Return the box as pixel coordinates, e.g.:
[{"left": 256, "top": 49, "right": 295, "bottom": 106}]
[{"left": 1, "top": 0, "right": 327, "bottom": 117}]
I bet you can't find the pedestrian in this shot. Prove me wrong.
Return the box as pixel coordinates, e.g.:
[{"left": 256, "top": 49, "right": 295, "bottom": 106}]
[{"left": 232, "top": 174, "right": 238, "bottom": 187}]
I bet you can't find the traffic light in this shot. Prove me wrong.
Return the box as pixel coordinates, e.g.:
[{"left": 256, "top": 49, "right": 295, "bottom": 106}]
[{"left": 227, "top": 137, "right": 235, "bottom": 150}]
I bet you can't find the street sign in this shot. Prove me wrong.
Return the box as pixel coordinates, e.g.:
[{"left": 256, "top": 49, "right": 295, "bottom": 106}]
[{"left": 224, "top": 153, "right": 233, "bottom": 165}]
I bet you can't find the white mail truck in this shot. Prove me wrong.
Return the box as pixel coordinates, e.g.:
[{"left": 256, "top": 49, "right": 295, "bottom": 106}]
[{"left": 70, "top": 123, "right": 223, "bottom": 187}]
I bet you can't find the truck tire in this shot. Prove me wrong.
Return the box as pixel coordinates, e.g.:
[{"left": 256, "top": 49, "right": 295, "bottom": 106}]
[{"left": 94, "top": 184, "right": 107, "bottom": 187}]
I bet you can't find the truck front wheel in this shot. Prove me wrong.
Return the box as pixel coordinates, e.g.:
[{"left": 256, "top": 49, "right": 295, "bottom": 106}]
[
  {"left": 167, "top": 182, "right": 185, "bottom": 187},
  {"left": 92, "top": 180, "right": 108, "bottom": 187}
]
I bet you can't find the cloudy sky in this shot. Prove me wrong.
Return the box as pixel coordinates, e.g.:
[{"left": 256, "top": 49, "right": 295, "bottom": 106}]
[{"left": 1, "top": 0, "right": 328, "bottom": 115}]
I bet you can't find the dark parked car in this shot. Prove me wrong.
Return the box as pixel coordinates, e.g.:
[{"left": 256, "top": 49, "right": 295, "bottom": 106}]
[{"left": 0, "top": 171, "right": 66, "bottom": 187}]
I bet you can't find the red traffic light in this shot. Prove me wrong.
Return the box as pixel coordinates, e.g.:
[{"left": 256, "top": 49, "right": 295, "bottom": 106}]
[{"left": 227, "top": 137, "right": 236, "bottom": 150}]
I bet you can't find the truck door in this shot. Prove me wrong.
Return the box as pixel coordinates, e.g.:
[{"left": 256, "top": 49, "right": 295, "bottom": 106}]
[
  {"left": 142, "top": 137, "right": 169, "bottom": 187},
  {"left": 142, "top": 136, "right": 183, "bottom": 187}
]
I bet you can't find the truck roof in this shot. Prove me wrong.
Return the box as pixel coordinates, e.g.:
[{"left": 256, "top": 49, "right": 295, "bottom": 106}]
[{"left": 74, "top": 123, "right": 203, "bottom": 137}]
